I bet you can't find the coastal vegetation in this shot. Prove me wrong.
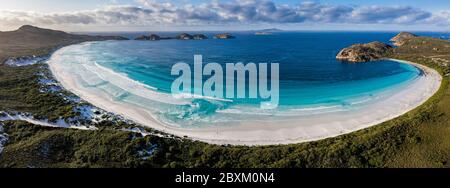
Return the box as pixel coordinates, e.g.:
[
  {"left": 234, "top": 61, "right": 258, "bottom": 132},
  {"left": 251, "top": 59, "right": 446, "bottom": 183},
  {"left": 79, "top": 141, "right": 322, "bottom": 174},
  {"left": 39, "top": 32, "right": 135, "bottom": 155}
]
[
  {"left": 0, "top": 26, "right": 449, "bottom": 168},
  {"left": 214, "top": 33, "right": 236, "bottom": 39},
  {"left": 0, "top": 64, "right": 78, "bottom": 121}
]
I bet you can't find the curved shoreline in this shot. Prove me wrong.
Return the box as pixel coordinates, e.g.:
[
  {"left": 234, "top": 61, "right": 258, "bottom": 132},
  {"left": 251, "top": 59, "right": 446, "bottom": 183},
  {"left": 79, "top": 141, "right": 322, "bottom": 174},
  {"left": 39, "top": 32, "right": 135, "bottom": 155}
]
[{"left": 47, "top": 46, "right": 443, "bottom": 146}]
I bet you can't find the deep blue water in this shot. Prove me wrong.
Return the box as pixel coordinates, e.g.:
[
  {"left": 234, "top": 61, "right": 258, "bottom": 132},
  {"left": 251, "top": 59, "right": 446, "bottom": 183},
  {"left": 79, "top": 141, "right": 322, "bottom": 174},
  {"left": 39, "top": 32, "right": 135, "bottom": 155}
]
[{"left": 52, "top": 32, "right": 423, "bottom": 127}]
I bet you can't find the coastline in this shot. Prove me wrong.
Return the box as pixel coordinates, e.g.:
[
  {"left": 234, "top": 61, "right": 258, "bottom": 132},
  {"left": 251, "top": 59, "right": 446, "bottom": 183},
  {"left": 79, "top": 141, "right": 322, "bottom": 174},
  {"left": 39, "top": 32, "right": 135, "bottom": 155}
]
[{"left": 47, "top": 47, "right": 443, "bottom": 146}]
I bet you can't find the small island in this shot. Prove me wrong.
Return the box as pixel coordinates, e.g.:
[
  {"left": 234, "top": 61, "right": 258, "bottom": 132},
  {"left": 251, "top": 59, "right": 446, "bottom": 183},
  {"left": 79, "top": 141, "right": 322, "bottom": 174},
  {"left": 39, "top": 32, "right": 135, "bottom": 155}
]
[
  {"left": 176, "top": 33, "right": 194, "bottom": 40},
  {"left": 135, "top": 33, "right": 209, "bottom": 41},
  {"left": 255, "top": 32, "right": 273, "bottom": 35},
  {"left": 135, "top": 34, "right": 161, "bottom": 41},
  {"left": 193, "top": 34, "right": 208, "bottom": 40},
  {"left": 254, "top": 28, "right": 283, "bottom": 35},
  {"left": 214, "top": 33, "right": 235, "bottom": 39}
]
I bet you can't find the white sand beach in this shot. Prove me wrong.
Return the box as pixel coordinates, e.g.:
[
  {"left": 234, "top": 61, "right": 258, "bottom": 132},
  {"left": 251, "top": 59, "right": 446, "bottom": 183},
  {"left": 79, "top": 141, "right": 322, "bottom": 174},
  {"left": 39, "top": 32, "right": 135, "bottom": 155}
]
[{"left": 48, "top": 56, "right": 442, "bottom": 146}]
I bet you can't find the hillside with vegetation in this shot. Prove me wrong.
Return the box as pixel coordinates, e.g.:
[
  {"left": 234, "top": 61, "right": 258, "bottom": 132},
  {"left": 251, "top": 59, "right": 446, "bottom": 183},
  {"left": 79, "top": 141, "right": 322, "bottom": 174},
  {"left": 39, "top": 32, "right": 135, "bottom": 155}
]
[
  {"left": 0, "top": 26, "right": 449, "bottom": 168},
  {"left": 0, "top": 25, "right": 128, "bottom": 63}
]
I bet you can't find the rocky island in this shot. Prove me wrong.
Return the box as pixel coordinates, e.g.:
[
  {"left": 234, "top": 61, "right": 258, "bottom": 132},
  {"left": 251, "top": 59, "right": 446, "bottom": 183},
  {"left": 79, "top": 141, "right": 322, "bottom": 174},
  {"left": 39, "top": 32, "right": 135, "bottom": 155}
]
[
  {"left": 135, "top": 33, "right": 208, "bottom": 41},
  {"left": 176, "top": 33, "right": 194, "bottom": 40},
  {"left": 135, "top": 34, "right": 161, "bottom": 41},
  {"left": 255, "top": 32, "right": 273, "bottom": 35},
  {"left": 192, "top": 34, "right": 208, "bottom": 40},
  {"left": 214, "top": 33, "right": 235, "bottom": 39},
  {"left": 254, "top": 28, "right": 283, "bottom": 35},
  {"left": 176, "top": 33, "right": 209, "bottom": 40},
  {"left": 336, "top": 41, "right": 393, "bottom": 62}
]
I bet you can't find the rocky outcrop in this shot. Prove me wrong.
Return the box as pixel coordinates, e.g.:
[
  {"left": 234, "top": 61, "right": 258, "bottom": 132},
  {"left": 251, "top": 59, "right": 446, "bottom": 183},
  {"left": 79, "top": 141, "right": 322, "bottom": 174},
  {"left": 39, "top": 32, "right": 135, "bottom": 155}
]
[
  {"left": 176, "top": 33, "right": 194, "bottom": 40},
  {"left": 336, "top": 42, "right": 393, "bottom": 62},
  {"left": 135, "top": 34, "right": 161, "bottom": 41},
  {"left": 390, "top": 32, "right": 417, "bottom": 46},
  {"left": 214, "top": 33, "right": 235, "bottom": 39},
  {"left": 193, "top": 34, "right": 208, "bottom": 40}
]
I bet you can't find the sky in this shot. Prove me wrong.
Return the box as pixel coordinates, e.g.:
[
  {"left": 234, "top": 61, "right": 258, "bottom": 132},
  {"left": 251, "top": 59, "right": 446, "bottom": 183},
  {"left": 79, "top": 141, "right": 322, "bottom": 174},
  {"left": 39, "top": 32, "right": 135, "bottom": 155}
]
[{"left": 0, "top": 0, "right": 450, "bottom": 31}]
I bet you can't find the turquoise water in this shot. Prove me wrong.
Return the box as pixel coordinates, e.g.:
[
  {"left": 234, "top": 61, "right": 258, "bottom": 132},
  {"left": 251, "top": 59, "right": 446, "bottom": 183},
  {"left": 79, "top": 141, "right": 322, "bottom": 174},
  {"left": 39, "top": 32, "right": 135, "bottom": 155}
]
[{"left": 51, "top": 32, "right": 422, "bottom": 127}]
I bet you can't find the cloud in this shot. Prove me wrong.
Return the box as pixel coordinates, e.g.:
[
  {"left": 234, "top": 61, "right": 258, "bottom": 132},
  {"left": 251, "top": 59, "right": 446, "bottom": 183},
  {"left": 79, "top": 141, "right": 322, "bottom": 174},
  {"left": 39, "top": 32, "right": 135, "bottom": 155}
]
[
  {"left": 0, "top": 0, "right": 446, "bottom": 29},
  {"left": 426, "top": 11, "right": 450, "bottom": 26},
  {"left": 349, "top": 6, "right": 432, "bottom": 24},
  {"left": 0, "top": 6, "right": 159, "bottom": 26}
]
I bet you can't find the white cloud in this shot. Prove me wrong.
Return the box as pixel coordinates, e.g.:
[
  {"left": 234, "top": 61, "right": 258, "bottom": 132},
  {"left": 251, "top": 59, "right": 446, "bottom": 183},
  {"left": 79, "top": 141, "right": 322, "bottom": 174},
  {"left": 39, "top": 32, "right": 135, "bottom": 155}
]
[
  {"left": 0, "top": 0, "right": 448, "bottom": 30},
  {"left": 349, "top": 6, "right": 431, "bottom": 24}
]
